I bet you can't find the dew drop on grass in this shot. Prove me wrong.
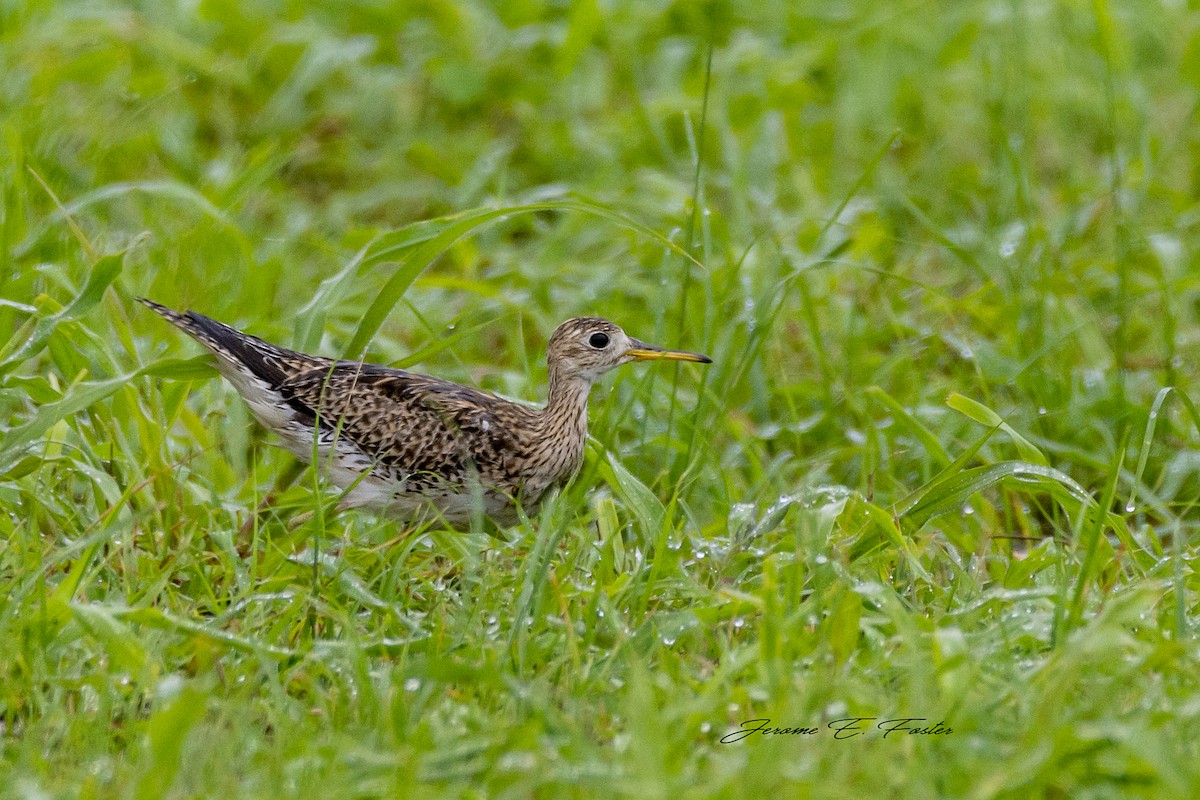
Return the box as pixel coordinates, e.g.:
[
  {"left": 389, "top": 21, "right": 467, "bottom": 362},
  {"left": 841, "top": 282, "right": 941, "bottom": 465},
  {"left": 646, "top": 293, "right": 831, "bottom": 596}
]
[
  {"left": 743, "top": 295, "right": 757, "bottom": 316},
  {"left": 732, "top": 617, "right": 746, "bottom": 629},
  {"left": 813, "top": 554, "right": 828, "bottom": 565},
  {"left": 963, "top": 504, "right": 975, "bottom": 516},
  {"left": 88, "top": 757, "right": 114, "bottom": 781},
  {"left": 156, "top": 674, "right": 184, "bottom": 700},
  {"left": 596, "top": 608, "right": 605, "bottom": 618},
  {"left": 404, "top": 678, "right": 421, "bottom": 692},
  {"left": 999, "top": 221, "right": 1026, "bottom": 258},
  {"left": 700, "top": 722, "right": 712, "bottom": 734},
  {"left": 728, "top": 503, "right": 756, "bottom": 538},
  {"left": 661, "top": 636, "right": 676, "bottom": 646}
]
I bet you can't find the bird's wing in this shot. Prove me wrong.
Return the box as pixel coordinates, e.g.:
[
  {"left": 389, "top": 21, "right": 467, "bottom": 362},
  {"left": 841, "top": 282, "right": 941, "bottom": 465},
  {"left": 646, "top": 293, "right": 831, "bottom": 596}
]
[{"left": 277, "top": 362, "right": 532, "bottom": 484}]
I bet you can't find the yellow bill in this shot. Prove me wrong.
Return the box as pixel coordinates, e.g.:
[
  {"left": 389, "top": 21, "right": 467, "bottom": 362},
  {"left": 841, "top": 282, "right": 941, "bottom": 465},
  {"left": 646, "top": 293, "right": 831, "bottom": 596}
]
[{"left": 626, "top": 339, "right": 713, "bottom": 364}]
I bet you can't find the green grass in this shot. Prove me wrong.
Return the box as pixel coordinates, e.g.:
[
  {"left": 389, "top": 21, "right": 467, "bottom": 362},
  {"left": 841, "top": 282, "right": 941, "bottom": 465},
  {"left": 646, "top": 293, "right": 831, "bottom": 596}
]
[{"left": 3, "top": 0, "right": 1200, "bottom": 796}]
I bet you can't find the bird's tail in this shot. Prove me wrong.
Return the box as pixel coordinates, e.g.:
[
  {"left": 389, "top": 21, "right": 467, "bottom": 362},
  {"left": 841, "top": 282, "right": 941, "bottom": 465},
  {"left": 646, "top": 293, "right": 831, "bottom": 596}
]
[{"left": 138, "top": 297, "right": 316, "bottom": 387}]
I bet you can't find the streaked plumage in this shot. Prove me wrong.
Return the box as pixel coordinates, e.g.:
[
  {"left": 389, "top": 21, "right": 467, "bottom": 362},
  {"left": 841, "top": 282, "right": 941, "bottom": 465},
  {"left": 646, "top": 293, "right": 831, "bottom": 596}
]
[{"left": 140, "top": 299, "right": 711, "bottom": 525}]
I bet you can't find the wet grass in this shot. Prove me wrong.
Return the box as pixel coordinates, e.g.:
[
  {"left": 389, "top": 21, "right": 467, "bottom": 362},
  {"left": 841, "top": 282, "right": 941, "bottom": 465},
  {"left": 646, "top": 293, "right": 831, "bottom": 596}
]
[{"left": 2, "top": 1, "right": 1200, "bottom": 797}]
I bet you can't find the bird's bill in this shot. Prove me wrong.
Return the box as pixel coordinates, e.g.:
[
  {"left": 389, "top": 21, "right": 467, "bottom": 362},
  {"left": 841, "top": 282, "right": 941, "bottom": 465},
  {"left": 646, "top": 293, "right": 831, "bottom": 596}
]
[{"left": 625, "top": 339, "right": 713, "bottom": 364}]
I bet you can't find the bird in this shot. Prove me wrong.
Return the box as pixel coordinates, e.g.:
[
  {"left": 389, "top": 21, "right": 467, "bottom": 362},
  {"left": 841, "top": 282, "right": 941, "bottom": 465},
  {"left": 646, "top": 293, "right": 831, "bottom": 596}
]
[{"left": 139, "top": 298, "right": 712, "bottom": 526}]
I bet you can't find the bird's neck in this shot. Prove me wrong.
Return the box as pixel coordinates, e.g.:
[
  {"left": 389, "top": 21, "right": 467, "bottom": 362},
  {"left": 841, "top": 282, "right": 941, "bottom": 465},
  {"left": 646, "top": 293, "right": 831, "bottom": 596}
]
[
  {"left": 531, "top": 370, "right": 593, "bottom": 487},
  {"left": 542, "top": 371, "right": 593, "bottom": 436}
]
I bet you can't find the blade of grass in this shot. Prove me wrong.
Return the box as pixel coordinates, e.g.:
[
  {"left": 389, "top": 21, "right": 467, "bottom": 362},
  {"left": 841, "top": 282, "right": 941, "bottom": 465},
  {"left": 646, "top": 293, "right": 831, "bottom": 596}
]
[{"left": 947, "top": 392, "right": 1048, "bottom": 466}]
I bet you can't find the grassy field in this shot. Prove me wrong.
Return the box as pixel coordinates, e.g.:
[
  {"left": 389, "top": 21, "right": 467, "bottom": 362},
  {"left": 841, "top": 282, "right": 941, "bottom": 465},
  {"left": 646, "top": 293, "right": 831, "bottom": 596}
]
[{"left": 3, "top": 0, "right": 1200, "bottom": 796}]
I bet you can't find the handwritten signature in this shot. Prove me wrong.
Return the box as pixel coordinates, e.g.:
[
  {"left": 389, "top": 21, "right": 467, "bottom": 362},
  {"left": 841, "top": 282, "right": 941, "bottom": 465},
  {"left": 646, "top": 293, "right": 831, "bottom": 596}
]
[{"left": 720, "top": 717, "right": 953, "bottom": 744}]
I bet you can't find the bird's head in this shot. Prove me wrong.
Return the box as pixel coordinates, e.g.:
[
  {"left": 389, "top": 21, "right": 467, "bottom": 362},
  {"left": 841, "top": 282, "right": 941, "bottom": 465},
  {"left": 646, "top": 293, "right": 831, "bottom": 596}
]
[{"left": 546, "top": 317, "right": 712, "bottom": 384}]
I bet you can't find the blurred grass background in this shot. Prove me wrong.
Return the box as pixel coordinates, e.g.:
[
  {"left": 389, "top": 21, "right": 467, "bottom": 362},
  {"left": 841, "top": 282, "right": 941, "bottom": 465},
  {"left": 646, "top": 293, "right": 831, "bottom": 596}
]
[{"left": 3, "top": 0, "right": 1200, "bottom": 797}]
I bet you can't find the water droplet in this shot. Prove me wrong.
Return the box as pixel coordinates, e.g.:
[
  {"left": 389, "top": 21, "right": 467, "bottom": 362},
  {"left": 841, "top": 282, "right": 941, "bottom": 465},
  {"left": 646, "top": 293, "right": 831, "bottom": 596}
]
[
  {"left": 404, "top": 678, "right": 421, "bottom": 692},
  {"left": 156, "top": 675, "right": 184, "bottom": 700},
  {"left": 825, "top": 700, "right": 848, "bottom": 716},
  {"left": 813, "top": 554, "right": 828, "bottom": 565},
  {"left": 661, "top": 636, "right": 677, "bottom": 646},
  {"left": 728, "top": 503, "right": 756, "bottom": 538},
  {"left": 999, "top": 221, "right": 1026, "bottom": 258},
  {"left": 732, "top": 617, "right": 746, "bottom": 629},
  {"left": 700, "top": 722, "right": 712, "bottom": 733}
]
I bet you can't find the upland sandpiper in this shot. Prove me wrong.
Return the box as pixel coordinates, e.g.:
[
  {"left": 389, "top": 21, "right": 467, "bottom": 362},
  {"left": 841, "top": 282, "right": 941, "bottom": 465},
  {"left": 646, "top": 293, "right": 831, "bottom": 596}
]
[{"left": 140, "top": 299, "right": 711, "bottom": 525}]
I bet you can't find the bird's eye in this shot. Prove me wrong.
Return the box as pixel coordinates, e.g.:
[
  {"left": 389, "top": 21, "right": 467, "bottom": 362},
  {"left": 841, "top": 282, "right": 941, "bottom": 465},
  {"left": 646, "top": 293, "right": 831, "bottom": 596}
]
[{"left": 588, "top": 332, "right": 610, "bottom": 349}]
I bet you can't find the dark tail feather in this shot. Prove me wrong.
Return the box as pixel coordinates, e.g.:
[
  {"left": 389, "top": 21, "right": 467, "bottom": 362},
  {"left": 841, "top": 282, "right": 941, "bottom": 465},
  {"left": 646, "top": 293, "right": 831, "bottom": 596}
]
[
  {"left": 138, "top": 297, "right": 311, "bottom": 387},
  {"left": 138, "top": 297, "right": 198, "bottom": 335}
]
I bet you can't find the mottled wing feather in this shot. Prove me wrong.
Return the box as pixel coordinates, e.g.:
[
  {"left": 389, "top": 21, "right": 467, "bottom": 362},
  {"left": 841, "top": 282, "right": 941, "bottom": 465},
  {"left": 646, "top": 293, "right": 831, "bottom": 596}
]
[{"left": 277, "top": 362, "right": 535, "bottom": 490}]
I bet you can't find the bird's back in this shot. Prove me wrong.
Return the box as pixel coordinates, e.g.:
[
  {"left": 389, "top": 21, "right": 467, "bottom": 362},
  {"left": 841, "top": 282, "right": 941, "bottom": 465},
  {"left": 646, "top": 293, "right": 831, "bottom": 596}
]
[{"left": 279, "top": 361, "right": 541, "bottom": 494}]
